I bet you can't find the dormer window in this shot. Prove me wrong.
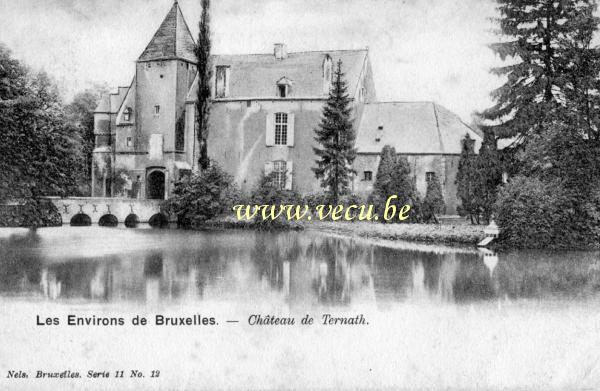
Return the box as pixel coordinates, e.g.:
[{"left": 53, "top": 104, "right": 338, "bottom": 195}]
[
  {"left": 123, "top": 107, "right": 132, "bottom": 122},
  {"left": 276, "top": 77, "right": 293, "bottom": 98}
]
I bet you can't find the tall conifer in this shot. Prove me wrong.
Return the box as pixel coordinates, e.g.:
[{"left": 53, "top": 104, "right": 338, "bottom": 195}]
[
  {"left": 312, "top": 60, "right": 356, "bottom": 204},
  {"left": 195, "top": 0, "right": 212, "bottom": 170},
  {"left": 371, "top": 145, "right": 419, "bottom": 223},
  {"left": 474, "top": 130, "right": 502, "bottom": 224},
  {"left": 456, "top": 134, "right": 479, "bottom": 224},
  {"left": 481, "top": 0, "right": 598, "bottom": 144}
]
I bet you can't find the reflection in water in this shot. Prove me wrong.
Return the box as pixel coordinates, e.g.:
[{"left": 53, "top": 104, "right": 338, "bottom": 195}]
[{"left": 1, "top": 227, "right": 600, "bottom": 307}]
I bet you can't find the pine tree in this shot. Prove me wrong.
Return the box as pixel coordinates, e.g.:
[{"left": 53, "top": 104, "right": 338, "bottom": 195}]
[
  {"left": 422, "top": 173, "right": 445, "bottom": 224},
  {"left": 195, "top": 0, "right": 212, "bottom": 170},
  {"left": 561, "top": 3, "right": 600, "bottom": 145},
  {"left": 312, "top": 60, "right": 356, "bottom": 204},
  {"left": 481, "top": 0, "right": 598, "bottom": 143},
  {"left": 455, "top": 134, "right": 479, "bottom": 224}
]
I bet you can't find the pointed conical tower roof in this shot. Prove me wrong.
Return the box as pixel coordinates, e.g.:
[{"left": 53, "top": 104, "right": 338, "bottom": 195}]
[{"left": 138, "top": 1, "right": 196, "bottom": 63}]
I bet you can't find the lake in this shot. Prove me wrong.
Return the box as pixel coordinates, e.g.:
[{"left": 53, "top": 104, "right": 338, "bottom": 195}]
[{"left": 1, "top": 226, "right": 599, "bottom": 390}]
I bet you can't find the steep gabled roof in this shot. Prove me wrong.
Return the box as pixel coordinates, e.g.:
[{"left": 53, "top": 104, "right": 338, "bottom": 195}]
[
  {"left": 138, "top": 1, "right": 196, "bottom": 63},
  {"left": 185, "top": 49, "right": 369, "bottom": 100},
  {"left": 355, "top": 102, "right": 482, "bottom": 155}
]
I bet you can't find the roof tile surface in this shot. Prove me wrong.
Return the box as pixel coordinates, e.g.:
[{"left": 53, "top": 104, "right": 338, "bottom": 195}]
[{"left": 356, "top": 102, "right": 482, "bottom": 154}]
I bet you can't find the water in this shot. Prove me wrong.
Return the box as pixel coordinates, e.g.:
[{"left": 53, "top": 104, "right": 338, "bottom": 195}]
[{"left": 1, "top": 226, "right": 600, "bottom": 390}]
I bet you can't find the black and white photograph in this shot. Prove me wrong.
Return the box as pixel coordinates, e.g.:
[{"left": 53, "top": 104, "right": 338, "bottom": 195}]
[{"left": 1, "top": 0, "right": 600, "bottom": 390}]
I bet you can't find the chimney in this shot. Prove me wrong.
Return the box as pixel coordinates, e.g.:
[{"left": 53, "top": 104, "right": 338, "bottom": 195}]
[{"left": 274, "top": 43, "right": 287, "bottom": 60}]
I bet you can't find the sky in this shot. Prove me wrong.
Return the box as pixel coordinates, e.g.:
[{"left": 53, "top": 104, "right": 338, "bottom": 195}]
[{"left": 0, "top": 0, "right": 504, "bottom": 121}]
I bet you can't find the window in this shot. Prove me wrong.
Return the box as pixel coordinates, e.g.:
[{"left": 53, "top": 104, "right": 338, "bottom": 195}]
[
  {"left": 426, "top": 172, "right": 436, "bottom": 182},
  {"left": 154, "top": 105, "right": 160, "bottom": 115},
  {"left": 278, "top": 84, "right": 287, "bottom": 98},
  {"left": 363, "top": 171, "right": 373, "bottom": 181},
  {"left": 273, "top": 160, "right": 287, "bottom": 190},
  {"left": 123, "top": 107, "right": 132, "bottom": 122},
  {"left": 275, "top": 113, "right": 288, "bottom": 145},
  {"left": 126, "top": 137, "right": 132, "bottom": 147},
  {"left": 175, "top": 114, "right": 185, "bottom": 152},
  {"left": 215, "top": 65, "right": 229, "bottom": 98},
  {"left": 323, "top": 54, "right": 333, "bottom": 94},
  {"left": 276, "top": 77, "right": 292, "bottom": 98}
]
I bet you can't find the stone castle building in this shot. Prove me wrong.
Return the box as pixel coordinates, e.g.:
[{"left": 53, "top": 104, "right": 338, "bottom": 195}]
[{"left": 92, "top": 1, "right": 481, "bottom": 214}]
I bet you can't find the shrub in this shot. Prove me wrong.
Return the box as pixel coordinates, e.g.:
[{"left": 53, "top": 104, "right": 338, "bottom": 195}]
[
  {"left": 422, "top": 173, "right": 445, "bottom": 223},
  {"left": 0, "top": 199, "right": 61, "bottom": 227},
  {"left": 303, "top": 192, "right": 331, "bottom": 209},
  {"left": 165, "top": 163, "right": 239, "bottom": 228},
  {"left": 370, "top": 145, "right": 420, "bottom": 223},
  {"left": 494, "top": 175, "right": 600, "bottom": 249},
  {"left": 248, "top": 172, "right": 302, "bottom": 230},
  {"left": 494, "top": 123, "right": 600, "bottom": 249},
  {"left": 250, "top": 172, "right": 302, "bottom": 205}
]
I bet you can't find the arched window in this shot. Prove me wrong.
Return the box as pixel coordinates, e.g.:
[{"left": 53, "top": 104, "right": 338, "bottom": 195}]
[
  {"left": 123, "top": 107, "right": 132, "bottom": 122},
  {"left": 322, "top": 55, "right": 333, "bottom": 94},
  {"left": 274, "top": 113, "right": 288, "bottom": 145}
]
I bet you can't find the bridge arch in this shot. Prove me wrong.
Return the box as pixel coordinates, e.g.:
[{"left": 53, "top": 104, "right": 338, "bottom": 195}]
[
  {"left": 124, "top": 214, "right": 140, "bottom": 228},
  {"left": 70, "top": 213, "right": 91, "bottom": 227},
  {"left": 149, "top": 213, "right": 169, "bottom": 228},
  {"left": 98, "top": 214, "right": 118, "bottom": 227}
]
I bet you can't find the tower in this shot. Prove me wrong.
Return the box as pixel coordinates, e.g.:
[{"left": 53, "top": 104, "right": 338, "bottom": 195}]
[{"left": 132, "top": 1, "right": 197, "bottom": 199}]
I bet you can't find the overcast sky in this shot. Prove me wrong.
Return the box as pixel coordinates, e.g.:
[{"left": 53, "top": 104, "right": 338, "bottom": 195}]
[{"left": 0, "top": 0, "right": 503, "bottom": 121}]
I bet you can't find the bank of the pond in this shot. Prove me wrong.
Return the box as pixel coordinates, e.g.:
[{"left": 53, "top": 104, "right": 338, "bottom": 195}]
[
  {"left": 196, "top": 215, "right": 484, "bottom": 245},
  {"left": 309, "top": 220, "right": 485, "bottom": 245}
]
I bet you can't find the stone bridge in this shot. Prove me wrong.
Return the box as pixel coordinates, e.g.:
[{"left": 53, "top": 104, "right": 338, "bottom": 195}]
[{"left": 44, "top": 197, "right": 171, "bottom": 227}]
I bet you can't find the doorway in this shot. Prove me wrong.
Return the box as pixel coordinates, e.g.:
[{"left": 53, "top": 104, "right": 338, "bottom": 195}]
[{"left": 147, "top": 170, "right": 165, "bottom": 200}]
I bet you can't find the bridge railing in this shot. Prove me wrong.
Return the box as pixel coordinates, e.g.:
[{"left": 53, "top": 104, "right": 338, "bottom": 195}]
[{"left": 43, "top": 197, "right": 170, "bottom": 227}]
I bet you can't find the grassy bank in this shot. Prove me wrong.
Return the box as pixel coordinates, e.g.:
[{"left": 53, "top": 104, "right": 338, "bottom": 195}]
[
  {"left": 197, "top": 215, "right": 484, "bottom": 245},
  {"left": 308, "top": 220, "right": 485, "bottom": 245}
]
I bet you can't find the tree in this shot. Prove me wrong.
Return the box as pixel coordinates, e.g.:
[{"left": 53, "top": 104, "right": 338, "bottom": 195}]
[
  {"left": 195, "top": 0, "right": 212, "bottom": 170},
  {"left": 473, "top": 130, "right": 503, "bottom": 224},
  {"left": 494, "top": 122, "right": 600, "bottom": 249},
  {"left": 422, "top": 173, "right": 445, "bottom": 224},
  {"left": 482, "top": 1, "right": 600, "bottom": 248},
  {"left": 370, "top": 145, "right": 420, "bottom": 223},
  {"left": 312, "top": 60, "right": 356, "bottom": 204},
  {"left": 561, "top": 3, "right": 600, "bottom": 144},
  {"left": 0, "top": 45, "right": 85, "bottom": 225},
  {"left": 65, "top": 85, "right": 110, "bottom": 195},
  {"left": 481, "top": 0, "right": 599, "bottom": 145},
  {"left": 455, "top": 134, "right": 479, "bottom": 224}
]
